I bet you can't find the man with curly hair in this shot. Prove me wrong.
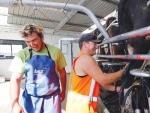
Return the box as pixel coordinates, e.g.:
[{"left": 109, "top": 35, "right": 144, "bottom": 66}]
[{"left": 9, "top": 24, "right": 67, "bottom": 113}]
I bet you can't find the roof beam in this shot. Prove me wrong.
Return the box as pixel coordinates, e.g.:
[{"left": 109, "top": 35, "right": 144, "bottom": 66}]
[
  {"left": 53, "top": 0, "right": 91, "bottom": 33},
  {"left": 101, "top": 0, "right": 118, "bottom": 5},
  {"left": 77, "top": 11, "right": 104, "bottom": 19},
  {"left": 0, "top": 12, "right": 88, "bottom": 28},
  {"left": 0, "top": 12, "right": 58, "bottom": 23},
  {"left": 67, "top": 22, "right": 89, "bottom": 28}
]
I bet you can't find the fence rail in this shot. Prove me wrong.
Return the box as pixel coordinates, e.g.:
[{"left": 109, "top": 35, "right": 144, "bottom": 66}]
[{"left": 97, "top": 54, "right": 150, "bottom": 60}]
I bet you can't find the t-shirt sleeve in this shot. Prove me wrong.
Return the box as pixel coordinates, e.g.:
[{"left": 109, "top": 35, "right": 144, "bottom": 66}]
[
  {"left": 57, "top": 50, "right": 67, "bottom": 69},
  {"left": 9, "top": 55, "right": 24, "bottom": 74}
]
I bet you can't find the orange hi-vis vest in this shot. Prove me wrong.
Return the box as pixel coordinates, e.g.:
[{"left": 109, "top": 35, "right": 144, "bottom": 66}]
[{"left": 66, "top": 53, "right": 100, "bottom": 113}]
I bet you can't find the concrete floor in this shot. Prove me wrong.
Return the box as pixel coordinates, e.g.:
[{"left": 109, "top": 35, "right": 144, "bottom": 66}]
[
  {"left": 0, "top": 79, "right": 68, "bottom": 113},
  {"left": 0, "top": 81, "right": 67, "bottom": 113},
  {"left": 0, "top": 82, "right": 11, "bottom": 113},
  {"left": 0, "top": 77, "right": 109, "bottom": 113}
]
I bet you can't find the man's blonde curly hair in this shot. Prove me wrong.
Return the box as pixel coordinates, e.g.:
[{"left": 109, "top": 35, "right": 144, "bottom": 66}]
[{"left": 19, "top": 24, "right": 43, "bottom": 38}]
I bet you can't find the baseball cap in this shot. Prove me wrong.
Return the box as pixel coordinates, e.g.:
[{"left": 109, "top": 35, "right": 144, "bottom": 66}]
[{"left": 78, "top": 33, "right": 102, "bottom": 44}]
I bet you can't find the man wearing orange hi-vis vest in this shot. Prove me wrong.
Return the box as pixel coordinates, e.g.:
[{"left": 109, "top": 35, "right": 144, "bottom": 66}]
[{"left": 66, "top": 33, "right": 126, "bottom": 113}]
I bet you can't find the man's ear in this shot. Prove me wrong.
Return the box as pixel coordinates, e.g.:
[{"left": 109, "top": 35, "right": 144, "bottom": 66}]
[{"left": 83, "top": 42, "right": 87, "bottom": 48}]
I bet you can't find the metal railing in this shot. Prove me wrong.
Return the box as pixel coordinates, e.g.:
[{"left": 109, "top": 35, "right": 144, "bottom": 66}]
[{"left": 0, "top": 0, "right": 150, "bottom": 60}]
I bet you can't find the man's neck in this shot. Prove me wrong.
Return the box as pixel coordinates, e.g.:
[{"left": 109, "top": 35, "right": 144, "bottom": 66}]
[{"left": 80, "top": 50, "right": 91, "bottom": 56}]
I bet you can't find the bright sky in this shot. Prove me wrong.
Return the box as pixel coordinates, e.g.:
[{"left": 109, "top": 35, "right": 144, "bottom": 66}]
[
  {"left": 82, "top": 10, "right": 117, "bottom": 34},
  {"left": 0, "top": 7, "right": 8, "bottom": 25}
]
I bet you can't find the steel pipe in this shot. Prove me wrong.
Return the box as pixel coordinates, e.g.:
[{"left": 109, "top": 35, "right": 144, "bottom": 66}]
[
  {"left": 98, "top": 26, "right": 150, "bottom": 46},
  {"left": 0, "top": 0, "right": 110, "bottom": 39},
  {"left": 0, "top": 0, "right": 17, "bottom": 7},
  {"left": 97, "top": 54, "right": 150, "bottom": 60}
]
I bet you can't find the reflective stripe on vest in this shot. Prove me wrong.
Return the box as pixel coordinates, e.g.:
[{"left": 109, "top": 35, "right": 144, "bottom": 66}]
[
  {"left": 68, "top": 75, "right": 97, "bottom": 102},
  {"left": 68, "top": 72, "right": 97, "bottom": 102},
  {"left": 68, "top": 91, "right": 98, "bottom": 102},
  {"left": 89, "top": 78, "right": 96, "bottom": 97},
  {"left": 68, "top": 53, "right": 99, "bottom": 102}
]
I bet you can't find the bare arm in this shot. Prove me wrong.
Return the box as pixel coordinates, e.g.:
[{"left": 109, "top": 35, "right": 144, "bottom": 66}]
[
  {"left": 75, "top": 54, "right": 124, "bottom": 86},
  {"left": 102, "top": 85, "right": 121, "bottom": 92},
  {"left": 102, "top": 85, "right": 116, "bottom": 91},
  {"left": 10, "top": 72, "right": 24, "bottom": 113},
  {"left": 58, "top": 67, "right": 66, "bottom": 102}
]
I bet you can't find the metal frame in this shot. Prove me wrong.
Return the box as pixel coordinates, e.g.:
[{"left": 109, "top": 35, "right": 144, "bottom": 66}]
[
  {"left": 96, "top": 54, "right": 150, "bottom": 60},
  {"left": 0, "top": 0, "right": 150, "bottom": 60},
  {"left": 97, "top": 26, "right": 150, "bottom": 60},
  {"left": 0, "top": 0, "right": 110, "bottom": 39}
]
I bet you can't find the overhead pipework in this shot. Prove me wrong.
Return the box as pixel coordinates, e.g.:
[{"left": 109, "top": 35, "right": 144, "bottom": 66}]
[
  {"left": 1, "top": 0, "right": 150, "bottom": 60},
  {"left": 98, "top": 26, "right": 150, "bottom": 46},
  {"left": 0, "top": 0, "right": 110, "bottom": 40}
]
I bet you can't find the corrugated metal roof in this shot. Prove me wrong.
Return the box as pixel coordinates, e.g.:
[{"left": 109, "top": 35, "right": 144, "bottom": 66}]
[{"left": 5, "top": 0, "right": 118, "bottom": 33}]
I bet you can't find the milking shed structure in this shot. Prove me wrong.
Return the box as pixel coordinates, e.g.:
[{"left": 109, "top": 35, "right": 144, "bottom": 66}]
[{"left": 0, "top": 0, "right": 150, "bottom": 113}]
